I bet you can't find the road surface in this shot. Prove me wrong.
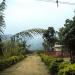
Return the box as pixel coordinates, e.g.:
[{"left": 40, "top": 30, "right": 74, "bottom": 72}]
[{"left": 0, "top": 55, "right": 50, "bottom": 75}]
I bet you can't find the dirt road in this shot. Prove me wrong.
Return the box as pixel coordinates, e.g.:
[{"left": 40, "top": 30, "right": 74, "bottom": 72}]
[{"left": 0, "top": 55, "right": 49, "bottom": 75}]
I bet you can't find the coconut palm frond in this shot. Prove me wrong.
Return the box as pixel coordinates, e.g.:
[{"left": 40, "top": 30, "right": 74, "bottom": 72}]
[
  {"left": 27, "top": 28, "right": 46, "bottom": 34},
  {"left": 11, "top": 28, "right": 46, "bottom": 42}
]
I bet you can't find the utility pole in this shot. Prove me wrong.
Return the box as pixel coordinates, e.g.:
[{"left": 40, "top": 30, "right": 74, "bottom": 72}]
[
  {"left": 56, "top": 0, "right": 59, "bottom": 7},
  {"left": 74, "top": 10, "right": 75, "bottom": 15}
]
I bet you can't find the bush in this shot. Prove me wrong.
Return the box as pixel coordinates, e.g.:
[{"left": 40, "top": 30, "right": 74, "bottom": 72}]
[
  {"left": 49, "top": 58, "right": 64, "bottom": 75},
  {"left": 49, "top": 60, "right": 58, "bottom": 75},
  {"left": 58, "top": 62, "right": 75, "bottom": 75},
  {"left": 40, "top": 54, "right": 75, "bottom": 75},
  {"left": 40, "top": 54, "right": 55, "bottom": 67},
  {"left": 56, "top": 58, "right": 64, "bottom": 62},
  {"left": 40, "top": 54, "right": 64, "bottom": 75},
  {"left": 0, "top": 55, "right": 25, "bottom": 71}
]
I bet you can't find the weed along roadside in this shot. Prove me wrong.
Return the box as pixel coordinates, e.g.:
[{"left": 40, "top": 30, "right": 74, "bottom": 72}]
[
  {"left": 40, "top": 54, "right": 75, "bottom": 75},
  {"left": 0, "top": 55, "right": 26, "bottom": 71},
  {"left": 0, "top": 55, "right": 49, "bottom": 75}
]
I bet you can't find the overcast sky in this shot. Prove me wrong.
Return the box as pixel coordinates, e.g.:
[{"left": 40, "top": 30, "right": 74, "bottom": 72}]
[{"left": 3, "top": 0, "right": 75, "bottom": 34}]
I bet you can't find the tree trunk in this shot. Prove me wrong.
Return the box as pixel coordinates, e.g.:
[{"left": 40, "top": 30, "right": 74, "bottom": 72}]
[{"left": 0, "top": 38, "right": 3, "bottom": 56}]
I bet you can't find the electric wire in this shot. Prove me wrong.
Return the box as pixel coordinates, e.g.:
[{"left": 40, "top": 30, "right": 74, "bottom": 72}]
[{"left": 38, "top": 0, "right": 75, "bottom": 5}]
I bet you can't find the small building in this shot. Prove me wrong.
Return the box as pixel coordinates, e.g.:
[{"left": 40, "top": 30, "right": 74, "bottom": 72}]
[
  {"left": 45, "top": 43, "right": 70, "bottom": 57},
  {"left": 53, "top": 43, "right": 63, "bottom": 57},
  {"left": 54, "top": 44, "right": 63, "bottom": 51}
]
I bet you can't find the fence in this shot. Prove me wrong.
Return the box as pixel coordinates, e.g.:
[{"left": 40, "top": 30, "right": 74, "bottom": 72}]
[{"left": 45, "top": 51, "right": 70, "bottom": 58}]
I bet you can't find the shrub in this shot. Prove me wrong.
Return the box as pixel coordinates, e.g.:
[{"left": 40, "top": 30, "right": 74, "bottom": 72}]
[
  {"left": 40, "top": 54, "right": 75, "bottom": 75},
  {"left": 40, "top": 54, "right": 55, "bottom": 67},
  {"left": 0, "top": 55, "right": 25, "bottom": 71},
  {"left": 56, "top": 58, "right": 64, "bottom": 62},
  {"left": 49, "top": 58, "right": 63, "bottom": 75},
  {"left": 58, "top": 62, "right": 75, "bottom": 75},
  {"left": 49, "top": 60, "right": 58, "bottom": 75},
  {"left": 40, "top": 54, "right": 64, "bottom": 75}
]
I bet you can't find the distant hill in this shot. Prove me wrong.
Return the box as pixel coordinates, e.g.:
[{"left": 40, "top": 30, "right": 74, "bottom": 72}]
[{"left": 1, "top": 34, "right": 12, "bottom": 41}]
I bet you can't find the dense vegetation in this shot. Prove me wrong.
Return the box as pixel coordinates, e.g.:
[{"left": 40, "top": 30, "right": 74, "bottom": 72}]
[
  {"left": 58, "top": 16, "right": 75, "bottom": 63},
  {"left": 0, "top": 55, "right": 25, "bottom": 71},
  {"left": 40, "top": 54, "right": 75, "bottom": 75},
  {"left": 0, "top": 0, "right": 6, "bottom": 56},
  {"left": 0, "top": 0, "right": 29, "bottom": 71},
  {"left": 42, "top": 27, "right": 56, "bottom": 51}
]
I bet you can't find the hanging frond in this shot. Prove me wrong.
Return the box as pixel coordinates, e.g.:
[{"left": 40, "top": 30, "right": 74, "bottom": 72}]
[
  {"left": 27, "top": 28, "right": 46, "bottom": 34},
  {"left": 11, "top": 28, "right": 46, "bottom": 42}
]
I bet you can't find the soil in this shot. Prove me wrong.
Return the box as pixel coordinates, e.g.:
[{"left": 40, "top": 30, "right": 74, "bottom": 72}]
[{"left": 0, "top": 55, "right": 50, "bottom": 75}]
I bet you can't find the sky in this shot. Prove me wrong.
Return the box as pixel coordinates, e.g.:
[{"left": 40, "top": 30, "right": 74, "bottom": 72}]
[{"left": 3, "top": 0, "right": 75, "bottom": 34}]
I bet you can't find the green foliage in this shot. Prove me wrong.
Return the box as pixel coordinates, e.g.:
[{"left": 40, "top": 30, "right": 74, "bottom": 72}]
[
  {"left": 40, "top": 54, "right": 55, "bottom": 64},
  {"left": 50, "top": 61, "right": 59, "bottom": 75},
  {"left": 0, "top": 39, "right": 27, "bottom": 71},
  {"left": 11, "top": 28, "right": 45, "bottom": 42},
  {"left": 0, "top": 0, "right": 6, "bottom": 56},
  {"left": 40, "top": 54, "right": 64, "bottom": 75},
  {"left": 0, "top": 55, "right": 25, "bottom": 71},
  {"left": 49, "top": 58, "right": 64, "bottom": 75},
  {"left": 58, "top": 62, "right": 75, "bottom": 75},
  {"left": 58, "top": 17, "right": 75, "bottom": 45},
  {"left": 0, "top": 40, "right": 3, "bottom": 55},
  {"left": 0, "top": 0, "right": 6, "bottom": 32},
  {"left": 3, "top": 41, "right": 26, "bottom": 57},
  {"left": 0, "top": 34, "right": 29, "bottom": 70},
  {"left": 40, "top": 54, "right": 75, "bottom": 75},
  {"left": 58, "top": 16, "right": 75, "bottom": 63},
  {"left": 56, "top": 58, "right": 64, "bottom": 62},
  {"left": 43, "top": 27, "right": 56, "bottom": 50},
  {"left": 11, "top": 27, "right": 56, "bottom": 51}
]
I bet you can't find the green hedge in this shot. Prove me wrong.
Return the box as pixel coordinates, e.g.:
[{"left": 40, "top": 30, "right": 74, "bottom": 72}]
[
  {"left": 40, "top": 54, "right": 75, "bottom": 75},
  {"left": 0, "top": 55, "right": 25, "bottom": 71},
  {"left": 40, "top": 54, "right": 64, "bottom": 75},
  {"left": 49, "top": 59, "right": 63, "bottom": 75},
  {"left": 58, "top": 62, "right": 75, "bottom": 75},
  {"left": 40, "top": 54, "right": 55, "bottom": 66}
]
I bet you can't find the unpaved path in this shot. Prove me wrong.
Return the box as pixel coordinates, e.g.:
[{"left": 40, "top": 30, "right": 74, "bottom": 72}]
[{"left": 0, "top": 55, "right": 50, "bottom": 75}]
